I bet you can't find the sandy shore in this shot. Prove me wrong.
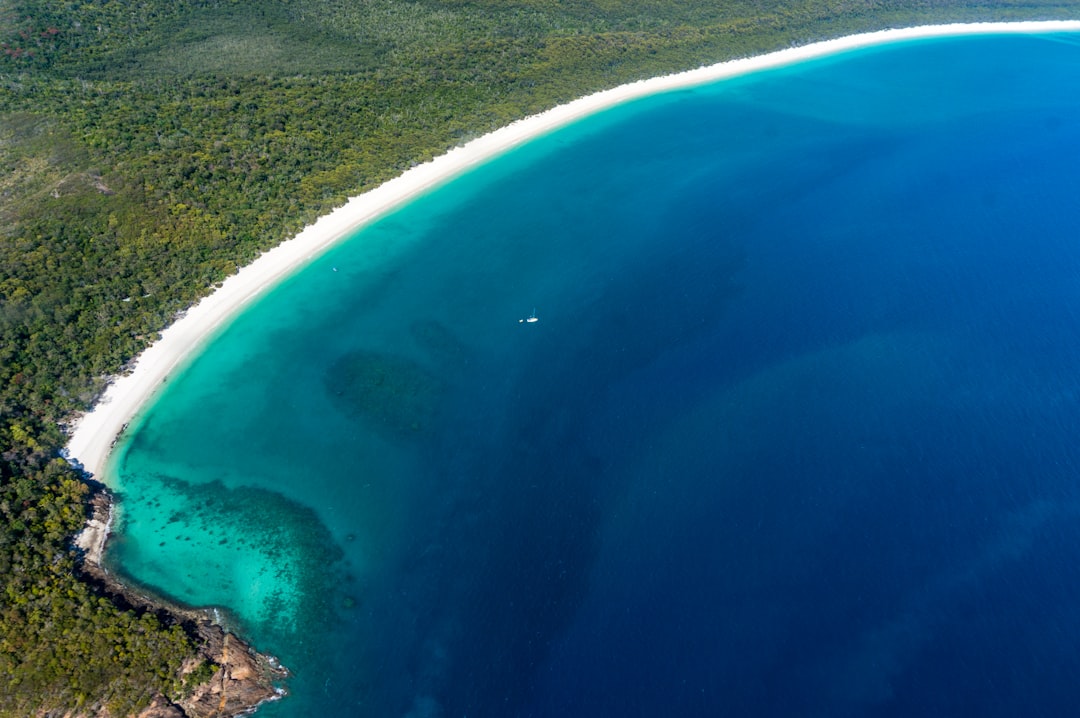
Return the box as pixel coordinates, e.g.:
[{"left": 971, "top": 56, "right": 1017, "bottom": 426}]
[{"left": 65, "top": 20, "right": 1080, "bottom": 478}]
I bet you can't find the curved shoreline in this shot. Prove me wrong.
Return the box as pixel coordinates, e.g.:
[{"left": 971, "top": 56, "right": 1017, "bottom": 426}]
[{"left": 65, "top": 19, "right": 1080, "bottom": 478}]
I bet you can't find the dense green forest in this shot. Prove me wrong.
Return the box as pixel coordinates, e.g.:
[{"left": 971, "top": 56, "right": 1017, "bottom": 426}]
[{"left": 1, "top": 0, "right": 1076, "bottom": 714}]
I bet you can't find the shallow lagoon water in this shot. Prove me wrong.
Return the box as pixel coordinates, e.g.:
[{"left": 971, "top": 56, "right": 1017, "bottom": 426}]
[{"left": 108, "top": 33, "right": 1080, "bottom": 715}]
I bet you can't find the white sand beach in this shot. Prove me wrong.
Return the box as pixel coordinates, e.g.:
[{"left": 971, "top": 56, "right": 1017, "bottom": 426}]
[{"left": 65, "top": 20, "right": 1080, "bottom": 478}]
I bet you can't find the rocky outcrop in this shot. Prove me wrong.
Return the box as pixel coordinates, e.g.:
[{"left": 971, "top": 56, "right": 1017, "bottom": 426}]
[
  {"left": 74, "top": 491, "right": 113, "bottom": 567},
  {"left": 136, "top": 696, "right": 185, "bottom": 718},
  {"left": 177, "top": 624, "right": 288, "bottom": 718}
]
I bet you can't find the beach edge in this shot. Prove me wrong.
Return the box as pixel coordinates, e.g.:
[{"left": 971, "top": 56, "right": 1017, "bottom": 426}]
[{"left": 64, "top": 19, "right": 1080, "bottom": 478}]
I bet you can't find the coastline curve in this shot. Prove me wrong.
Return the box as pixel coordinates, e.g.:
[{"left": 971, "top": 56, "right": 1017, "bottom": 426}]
[{"left": 65, "top": 19, "right": 1080, "bottom": 478}]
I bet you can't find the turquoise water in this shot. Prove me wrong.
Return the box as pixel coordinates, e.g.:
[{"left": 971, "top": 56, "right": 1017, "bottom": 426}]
[{"left": 107, "top": 33, "right": 1080, "bottom": 716}]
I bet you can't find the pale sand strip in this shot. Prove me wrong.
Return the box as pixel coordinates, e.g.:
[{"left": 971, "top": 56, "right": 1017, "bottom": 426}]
[{"left": 65, "top": 20, "right": 1080, "bottom": 477}]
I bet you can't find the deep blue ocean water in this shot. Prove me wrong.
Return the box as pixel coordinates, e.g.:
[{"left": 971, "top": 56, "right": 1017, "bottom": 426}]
[{"left": 106, "top": 32, "right": 1080, "bottom": 716}]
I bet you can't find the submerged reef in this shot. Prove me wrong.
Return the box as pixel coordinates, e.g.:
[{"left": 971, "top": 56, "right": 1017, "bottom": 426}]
[
  {"left": 110, "top": 474, "right": 349, "bottom": 648},
  {"left": 325, "top": 348, "right": 446, "bottom": 439},
  {"left": 409, "top": 319, "right": 472, "bottom": 371},
  {"left": 76, "top": 491, "right": 290, "bottom": 718}
]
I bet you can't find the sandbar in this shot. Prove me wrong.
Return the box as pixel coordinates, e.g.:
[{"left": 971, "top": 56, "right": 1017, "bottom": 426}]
[{"left": 65, "top": 20, "right": 1080, "bottom": 478}]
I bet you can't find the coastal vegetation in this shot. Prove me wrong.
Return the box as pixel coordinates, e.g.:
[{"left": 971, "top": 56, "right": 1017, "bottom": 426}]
[{"left": 0, "top": 0, "right": 1075, "bottom": 714}]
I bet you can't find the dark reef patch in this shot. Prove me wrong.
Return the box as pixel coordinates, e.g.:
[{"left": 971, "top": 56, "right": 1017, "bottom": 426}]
[
  {"left": 109, "top": 474, "right": 347, "bottom": 655},
  {"left": 410, "top": 319, "right": 472, "bottom": 370},
  {"left": 324, "top": 349, "right": 446, "bottom": 439}
]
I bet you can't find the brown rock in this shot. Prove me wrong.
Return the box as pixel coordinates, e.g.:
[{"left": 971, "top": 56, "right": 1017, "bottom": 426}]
[
  {"left": 177, "top": 624, "right": 288, "bottom": 718},
  {"left": 136, "top": 696, "right": 185, "bottom": 718}
]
